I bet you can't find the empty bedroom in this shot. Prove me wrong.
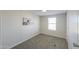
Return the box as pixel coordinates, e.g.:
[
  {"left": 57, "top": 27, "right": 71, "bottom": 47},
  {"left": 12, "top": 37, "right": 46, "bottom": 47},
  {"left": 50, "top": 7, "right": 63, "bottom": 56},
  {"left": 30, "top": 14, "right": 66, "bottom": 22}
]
[{"left": 0, "top": 10, "right": 79, "bottom": 49}]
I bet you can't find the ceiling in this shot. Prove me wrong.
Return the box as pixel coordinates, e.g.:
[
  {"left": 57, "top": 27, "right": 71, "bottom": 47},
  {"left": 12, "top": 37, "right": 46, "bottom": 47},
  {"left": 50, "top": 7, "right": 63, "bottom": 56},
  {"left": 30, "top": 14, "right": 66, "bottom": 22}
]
[{"left": 31, "top": 10, "right": 67, "bottom": 16}]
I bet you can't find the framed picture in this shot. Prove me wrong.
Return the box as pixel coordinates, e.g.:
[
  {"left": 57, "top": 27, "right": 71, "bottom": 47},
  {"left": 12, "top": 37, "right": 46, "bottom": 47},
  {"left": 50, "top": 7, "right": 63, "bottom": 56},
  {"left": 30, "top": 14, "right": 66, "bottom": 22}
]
[{"left": 22, "top": 17, "right": 30, "bottom": 25}]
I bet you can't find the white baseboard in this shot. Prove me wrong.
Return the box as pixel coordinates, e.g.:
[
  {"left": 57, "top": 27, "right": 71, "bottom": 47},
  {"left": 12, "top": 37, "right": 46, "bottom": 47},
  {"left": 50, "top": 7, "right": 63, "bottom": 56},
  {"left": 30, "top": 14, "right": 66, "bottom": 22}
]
[
  {"left": 40, "top": 33, "right": 66, "bottom": 39},
  {"left": 3, "top": 32, "right": 65, "bottom": 49},
  {"left": 9, "top": 32, "right": 40, "bottom": 49}
]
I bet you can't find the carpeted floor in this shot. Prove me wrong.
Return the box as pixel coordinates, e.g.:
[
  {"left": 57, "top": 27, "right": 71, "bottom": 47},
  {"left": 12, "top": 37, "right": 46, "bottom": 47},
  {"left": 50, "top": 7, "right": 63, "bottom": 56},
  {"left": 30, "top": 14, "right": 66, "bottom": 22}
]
[{"left": 12, "top": 34, "right": 68, "bottom": 49}]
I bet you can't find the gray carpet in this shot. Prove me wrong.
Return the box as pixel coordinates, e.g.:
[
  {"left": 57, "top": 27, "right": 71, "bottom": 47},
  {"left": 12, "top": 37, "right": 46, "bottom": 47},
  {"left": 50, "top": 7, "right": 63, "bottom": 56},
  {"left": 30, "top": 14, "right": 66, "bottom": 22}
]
[{"left": 12, "top": 34, "right": 68, "bottom": 49}]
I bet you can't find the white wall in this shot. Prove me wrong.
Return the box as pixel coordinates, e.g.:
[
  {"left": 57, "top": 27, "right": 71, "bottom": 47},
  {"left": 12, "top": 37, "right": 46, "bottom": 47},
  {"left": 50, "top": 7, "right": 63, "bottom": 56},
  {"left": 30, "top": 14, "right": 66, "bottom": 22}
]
[
  {"left": 0, "top": 16, "right": 2, "bottom": 48},
  {"left": 0, "top": 11, "right": 40, "bottom": 49},
  {"left": 67, "top": 11, "right": 79, "bottom": 49},
  {"left": 40, "top": 14, "right": 66, "bottom": 39}
]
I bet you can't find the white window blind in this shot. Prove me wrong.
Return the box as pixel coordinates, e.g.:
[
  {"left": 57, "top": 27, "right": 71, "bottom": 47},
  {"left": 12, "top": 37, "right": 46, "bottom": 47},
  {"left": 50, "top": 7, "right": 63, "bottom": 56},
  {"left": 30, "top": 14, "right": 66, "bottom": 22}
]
[{"left": 48, "top": 17, "right": 56, "bottom": 31}]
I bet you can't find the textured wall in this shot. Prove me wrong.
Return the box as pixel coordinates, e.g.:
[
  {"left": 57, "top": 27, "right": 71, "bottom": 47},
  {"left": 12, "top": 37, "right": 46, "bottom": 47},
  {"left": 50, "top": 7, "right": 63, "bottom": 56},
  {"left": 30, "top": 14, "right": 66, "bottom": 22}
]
[
  {"left": 0, "top": 11, "right": 40, "bottom": 49},
  {"left": 40, "top": 14, "right": 66, "bottom": 39}
]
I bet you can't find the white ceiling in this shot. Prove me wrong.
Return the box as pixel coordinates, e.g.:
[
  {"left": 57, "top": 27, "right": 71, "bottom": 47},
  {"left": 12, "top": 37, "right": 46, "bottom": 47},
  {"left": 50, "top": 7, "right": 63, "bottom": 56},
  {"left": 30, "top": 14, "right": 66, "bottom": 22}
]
[{"left": 30, "top": 10, "right": 67, "bottom": 16}]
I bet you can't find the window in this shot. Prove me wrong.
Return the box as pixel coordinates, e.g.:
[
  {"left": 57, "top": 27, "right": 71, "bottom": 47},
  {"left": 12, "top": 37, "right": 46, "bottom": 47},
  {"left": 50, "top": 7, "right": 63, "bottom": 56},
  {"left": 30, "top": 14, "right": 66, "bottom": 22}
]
[{"left": 48, "top": 17, "right": 56, "bottom": 31}]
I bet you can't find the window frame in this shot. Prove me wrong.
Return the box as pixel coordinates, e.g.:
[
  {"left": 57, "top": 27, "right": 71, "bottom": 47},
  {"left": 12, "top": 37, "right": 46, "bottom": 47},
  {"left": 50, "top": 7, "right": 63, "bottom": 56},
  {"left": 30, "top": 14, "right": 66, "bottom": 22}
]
[{"left": 48, "top": 17, "right": 56, "bottom": 31}]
